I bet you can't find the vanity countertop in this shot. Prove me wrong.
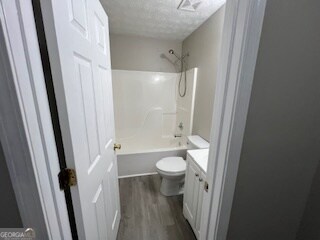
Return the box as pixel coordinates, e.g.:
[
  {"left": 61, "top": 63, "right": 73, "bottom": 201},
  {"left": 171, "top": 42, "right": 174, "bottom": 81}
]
[{"left": 187, "top": 149, "right": 209, "bottom": 173}]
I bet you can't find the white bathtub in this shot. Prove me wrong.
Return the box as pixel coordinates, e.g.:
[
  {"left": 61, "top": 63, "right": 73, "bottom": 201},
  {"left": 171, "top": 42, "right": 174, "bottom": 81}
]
[{"left": 117, "top": 139, "right": 187, "bottom": 178}]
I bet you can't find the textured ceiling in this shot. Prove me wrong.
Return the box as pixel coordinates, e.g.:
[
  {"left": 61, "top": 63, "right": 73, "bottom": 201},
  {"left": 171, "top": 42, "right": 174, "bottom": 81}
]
[{"left": 100, "top": 0, "right": 226, "bottom": 41}]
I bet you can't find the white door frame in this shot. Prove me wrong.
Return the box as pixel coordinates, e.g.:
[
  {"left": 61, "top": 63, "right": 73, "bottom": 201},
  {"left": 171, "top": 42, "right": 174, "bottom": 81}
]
[
  {"left": 0, "top": 0, "right": 266, "bottom": 239},
  {"left": 0, "top": 0, "right": 71, "bottom": 239},
  {"left": 200, "top": 0, "right": 267, "bottom": 239}
]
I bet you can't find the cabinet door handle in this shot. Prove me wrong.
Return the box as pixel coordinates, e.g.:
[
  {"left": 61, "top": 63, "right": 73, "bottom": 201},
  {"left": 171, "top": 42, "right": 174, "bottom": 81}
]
[
  {"left": 199, "top": 178, "right": 203, "bottom": 182},
  {"left": 195, "top": 173, "right": 199, "bottom": 177}
]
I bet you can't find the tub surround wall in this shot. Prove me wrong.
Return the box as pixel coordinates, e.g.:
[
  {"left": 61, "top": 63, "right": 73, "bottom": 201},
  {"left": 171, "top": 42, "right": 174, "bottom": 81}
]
[
  {"left": 182, "top": 5, "right": 225, "bottom": 141},
  {"left": 112, "top": 69, "right": 197, "bottom": 154},
  {"left": 176, "top": 68, "right": 198, "bottom": 145},
  {"left": 110, "top": 34, "right": 182, "bottom": 73},
  {"left": 112, "top": 70, "right": 178, "bottom": 153},
  {"left": 112, "top": 69, "right": 197, "bottom": 177}
]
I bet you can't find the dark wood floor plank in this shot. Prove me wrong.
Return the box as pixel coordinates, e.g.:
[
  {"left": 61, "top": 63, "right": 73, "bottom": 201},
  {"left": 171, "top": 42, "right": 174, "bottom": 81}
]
[{"left": 117, "top": 175, "right": 197, "bottom": 240}]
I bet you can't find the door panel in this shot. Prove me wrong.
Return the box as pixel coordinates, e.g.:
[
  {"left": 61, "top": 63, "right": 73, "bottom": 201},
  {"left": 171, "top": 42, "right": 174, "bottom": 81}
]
[
  {"left": 93, "top": 185, "right": 108, "bottom": 240},
  {"left": 191, "top": 162, "right": 200, "bottom": 226},
  {"left": 183, "top": 160, "right": 192, "bottom": 221},
  {"left": 196, "top": 172, "right": 205, "bottom": 238},
  {"left": 41, "top": 0, "right": 120, "bottom": 239},
  {"left": 105, "top": 158, "right": 121, "bottom": 239},
  {"left": 184, "top": 158, "right": 199, "bottom": 225}
]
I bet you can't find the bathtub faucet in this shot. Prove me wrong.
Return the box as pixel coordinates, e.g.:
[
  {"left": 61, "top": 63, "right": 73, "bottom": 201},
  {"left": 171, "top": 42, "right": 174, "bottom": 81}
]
[{"left": 174, "top": 134, "right": 182, "bottom": 138}]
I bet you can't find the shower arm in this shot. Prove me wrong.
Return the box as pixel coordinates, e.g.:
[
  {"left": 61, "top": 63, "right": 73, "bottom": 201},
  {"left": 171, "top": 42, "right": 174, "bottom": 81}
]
[
  {"left": 173, "top": 54, "right": 189, "bottom": 67},
  {"left": 168, "top": 49, "right": 189, "bottom": 63}
]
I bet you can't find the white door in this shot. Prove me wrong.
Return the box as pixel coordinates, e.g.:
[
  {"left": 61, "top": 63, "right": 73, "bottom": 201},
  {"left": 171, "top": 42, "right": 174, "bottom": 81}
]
[{"left": 40, "top": 0, "right": 120, "bottom": 239}]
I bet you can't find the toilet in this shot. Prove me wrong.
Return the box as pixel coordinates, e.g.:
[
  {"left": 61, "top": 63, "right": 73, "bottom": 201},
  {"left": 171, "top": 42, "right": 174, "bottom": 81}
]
[{"left": 156, "top": 135, "right": 210, "bottom": 196}]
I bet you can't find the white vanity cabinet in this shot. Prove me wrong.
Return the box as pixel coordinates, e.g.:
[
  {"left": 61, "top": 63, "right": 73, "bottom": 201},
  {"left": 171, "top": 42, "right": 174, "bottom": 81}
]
[{"left": 183, "top": 149, "right": 208, "bottom": 239}]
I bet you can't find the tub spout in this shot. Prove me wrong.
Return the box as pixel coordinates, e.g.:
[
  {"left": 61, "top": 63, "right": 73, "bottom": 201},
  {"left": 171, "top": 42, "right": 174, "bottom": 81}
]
[{"left": 174, "top": 134, "right": 182, "bottom": 138}]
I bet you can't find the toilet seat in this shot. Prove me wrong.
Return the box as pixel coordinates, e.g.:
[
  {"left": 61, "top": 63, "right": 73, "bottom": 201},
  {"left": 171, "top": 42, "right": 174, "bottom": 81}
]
[{"left": 156, "top": 157, "right": 186, "bottom": 175}]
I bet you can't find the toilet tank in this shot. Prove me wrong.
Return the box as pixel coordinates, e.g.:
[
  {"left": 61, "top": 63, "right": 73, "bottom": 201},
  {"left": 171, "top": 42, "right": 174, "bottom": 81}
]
[{"left": 187, "top": 135, "right": 209, "bottom": 149}]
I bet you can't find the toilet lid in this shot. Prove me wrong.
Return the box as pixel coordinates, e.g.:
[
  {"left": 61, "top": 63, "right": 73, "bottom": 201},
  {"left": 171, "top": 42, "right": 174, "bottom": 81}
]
[{"left": 156, "top": 157, "right": 186, "bottom": 173}]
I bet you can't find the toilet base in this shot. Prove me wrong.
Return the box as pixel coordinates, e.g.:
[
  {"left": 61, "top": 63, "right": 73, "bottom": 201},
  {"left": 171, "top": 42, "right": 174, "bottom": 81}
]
[{"left": 160, "top": 177, "right": 185, "bottom": 196}]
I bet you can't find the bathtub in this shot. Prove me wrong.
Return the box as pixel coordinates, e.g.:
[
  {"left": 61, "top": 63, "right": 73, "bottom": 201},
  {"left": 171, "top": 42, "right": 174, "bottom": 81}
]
[{"left": 116, "top": 138, "right": 187, "bottom": 178}]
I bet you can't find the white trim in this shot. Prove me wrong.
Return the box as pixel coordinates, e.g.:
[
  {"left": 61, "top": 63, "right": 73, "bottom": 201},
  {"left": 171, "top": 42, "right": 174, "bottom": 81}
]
[
  {"left": 118, "top": 172, "right": 158, "bottom": 179},
  {"left": 201, "top": 0, "right": 267, "bottom": 239},
  {"left": 0, "top": 0, "right": 71, "bottom": 239}
]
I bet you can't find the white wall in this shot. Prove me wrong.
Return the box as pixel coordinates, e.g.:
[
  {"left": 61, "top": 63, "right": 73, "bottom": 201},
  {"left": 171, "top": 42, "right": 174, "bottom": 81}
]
[
  {"left": 227, "top": 0, "right": 320, "bottom": 239},
  {"left": 110, "top": 34, "right": 182, "bottom": 73},
  {"left": 182, "top": 6, "right": 225, "bottom": 141}
]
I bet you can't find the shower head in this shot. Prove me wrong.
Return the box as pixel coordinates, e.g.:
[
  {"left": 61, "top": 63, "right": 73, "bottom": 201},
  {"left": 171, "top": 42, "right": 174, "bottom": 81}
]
[{"left": 169, "top": 49, "right": 181, "bottom": 61}]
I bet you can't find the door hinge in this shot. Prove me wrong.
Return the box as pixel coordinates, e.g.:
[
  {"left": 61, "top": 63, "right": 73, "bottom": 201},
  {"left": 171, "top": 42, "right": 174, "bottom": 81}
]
[
  {"left": 204, "top": 181, "right": 209, "bottom": 192},
  {"left": 58, "top": 168, "right": 77, "bottom": 190}
]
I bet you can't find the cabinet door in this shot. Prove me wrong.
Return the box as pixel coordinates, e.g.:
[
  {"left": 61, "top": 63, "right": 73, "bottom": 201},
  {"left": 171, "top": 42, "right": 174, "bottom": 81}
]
[
  {"left": 183, "top": 156, "right": 201, "bottom": 226},
  {"left": 195, "top": 171, "right": 205, "bottom": 238}
]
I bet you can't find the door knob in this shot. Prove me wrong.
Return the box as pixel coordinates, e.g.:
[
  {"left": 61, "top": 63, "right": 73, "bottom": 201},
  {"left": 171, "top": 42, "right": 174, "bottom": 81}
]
[{"left": 114, "top": 143, "right": 121, "bottom": 151}]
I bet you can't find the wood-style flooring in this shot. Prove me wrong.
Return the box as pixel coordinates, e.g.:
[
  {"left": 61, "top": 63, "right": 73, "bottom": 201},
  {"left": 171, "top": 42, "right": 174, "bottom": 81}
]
[{"left": 117, "top": 174, "right": 197, "bottom": 240}]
